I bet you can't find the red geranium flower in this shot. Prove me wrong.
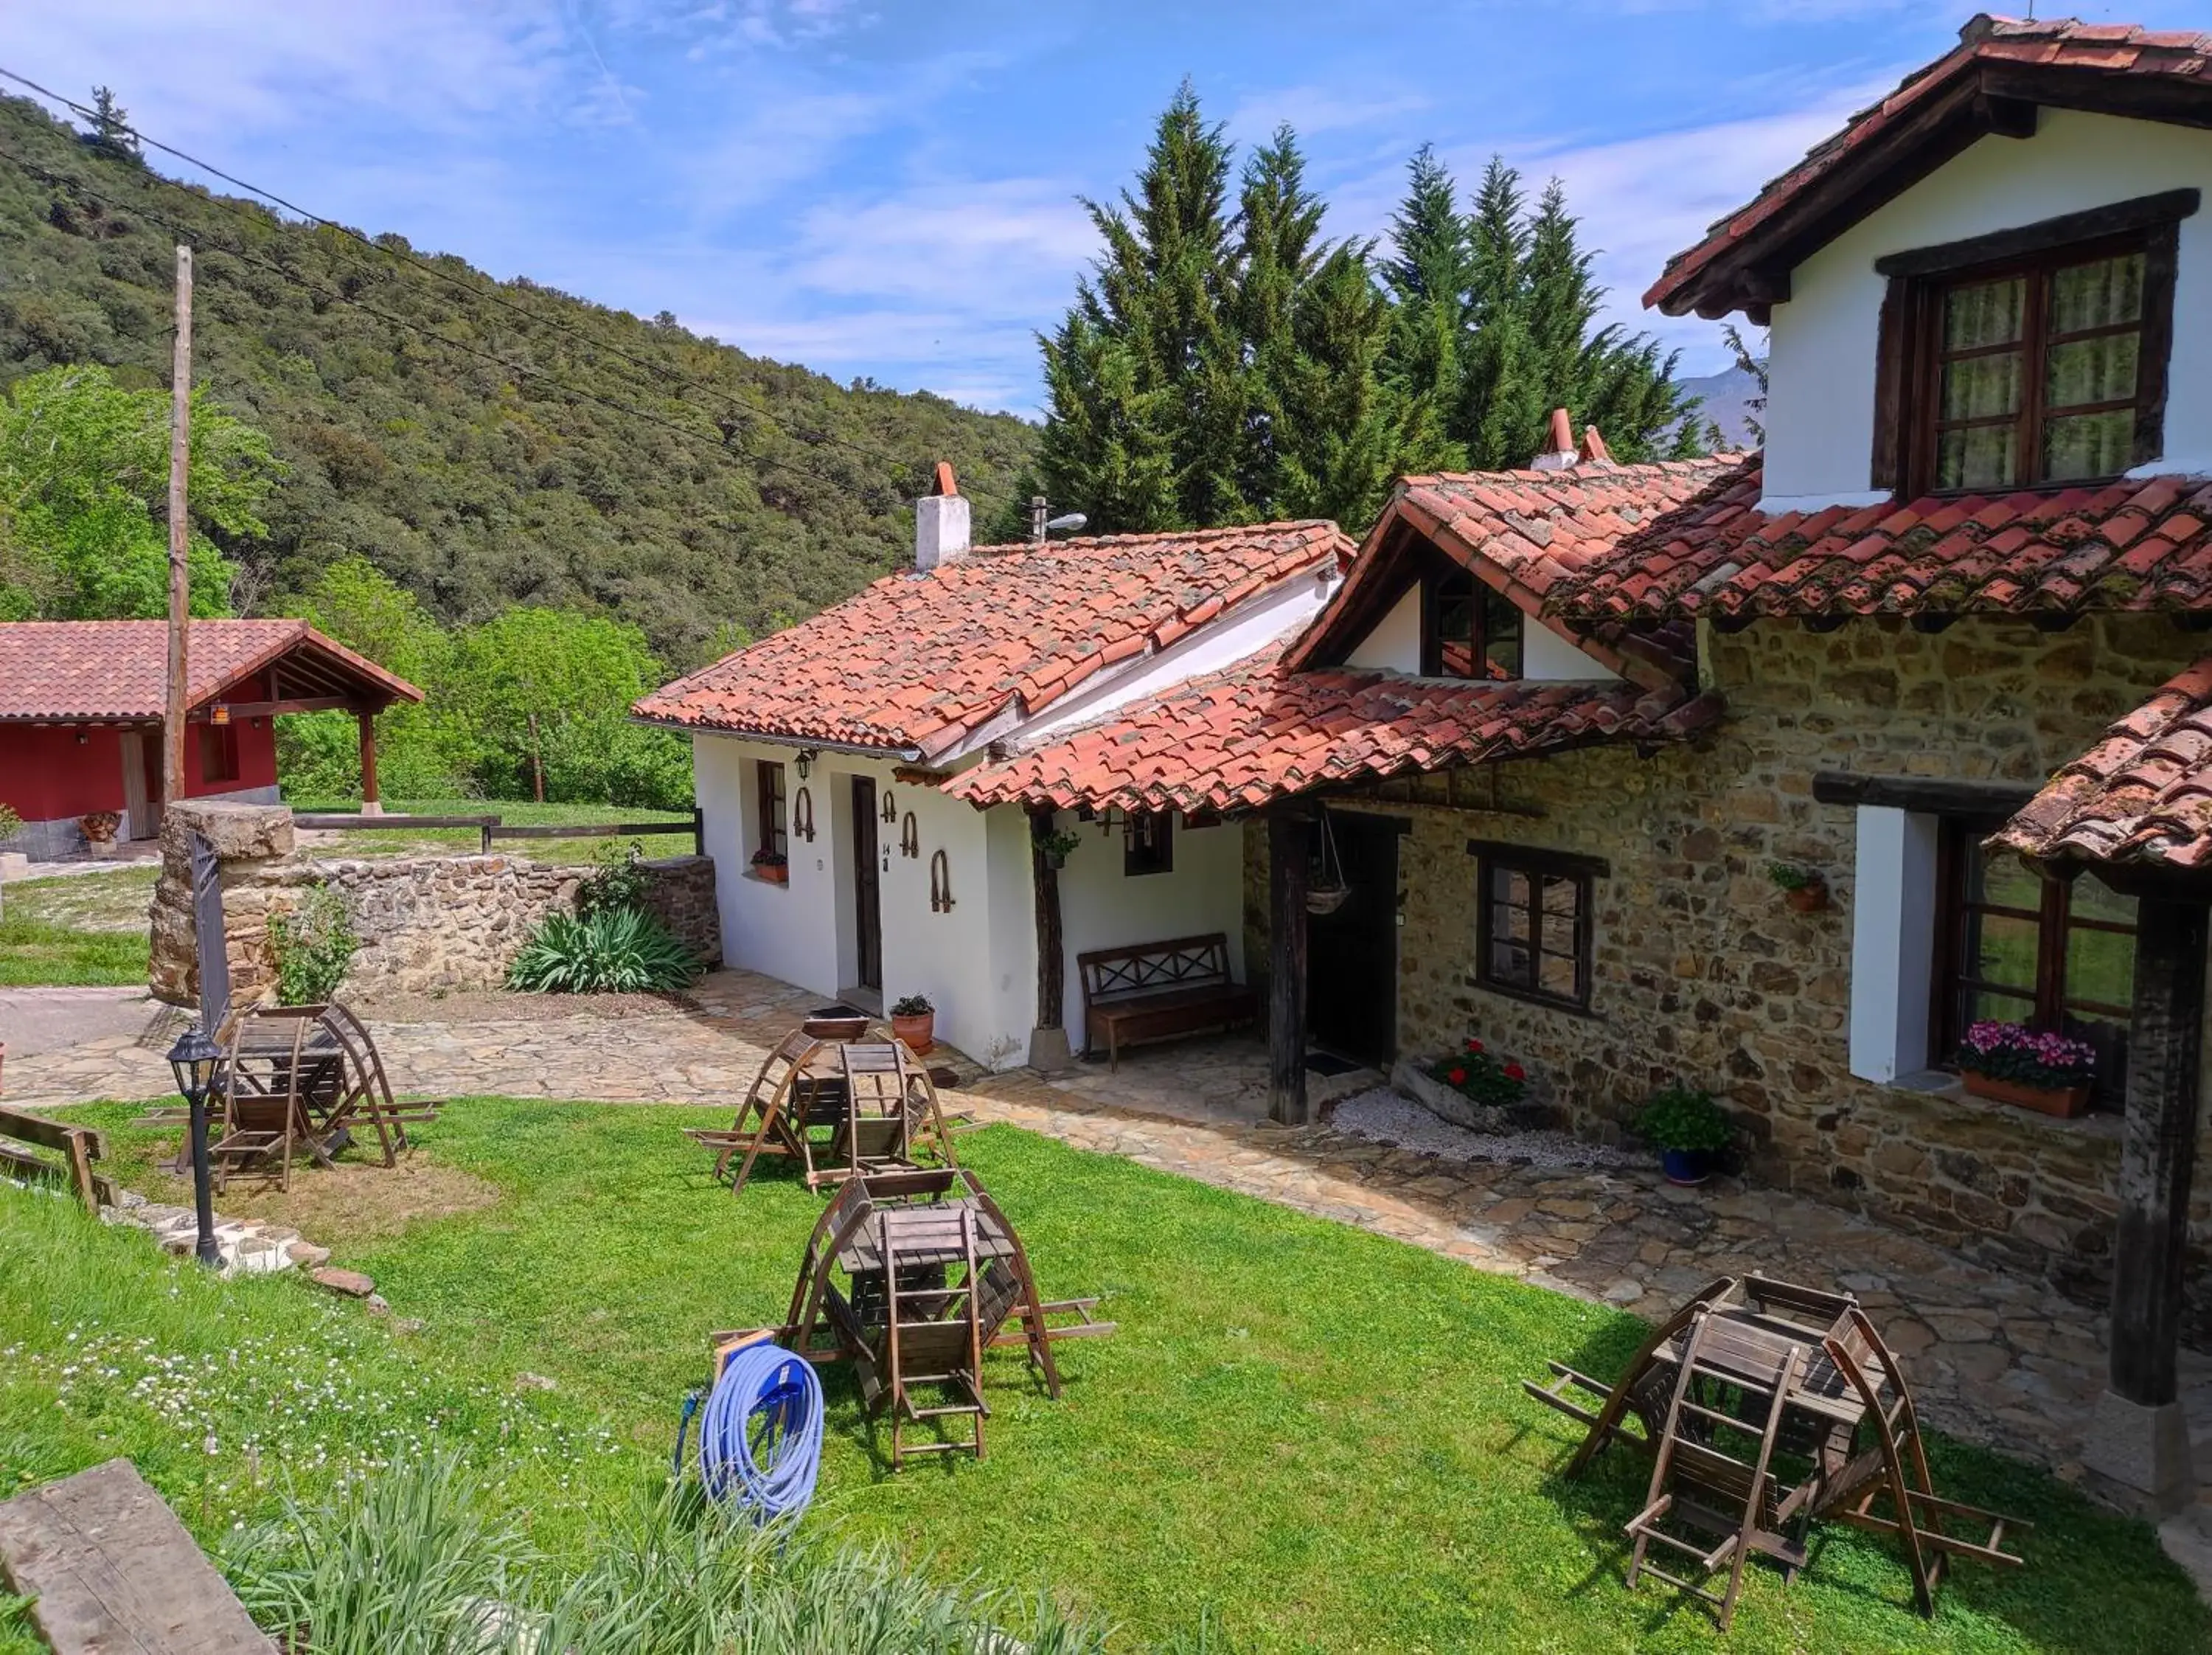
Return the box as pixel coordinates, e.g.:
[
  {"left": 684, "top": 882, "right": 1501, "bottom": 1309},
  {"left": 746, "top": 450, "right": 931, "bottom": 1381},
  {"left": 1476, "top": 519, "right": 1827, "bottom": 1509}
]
[
  {"left": 1464, "top": 1038, "right": 1484, "bottom": 1054},
  {"left": 1503, "top": 1062, "right": 1526, "bottom": 1081},
  {"left": 1447, "top": 1067, "right": 1467, "bottom": 1085}
]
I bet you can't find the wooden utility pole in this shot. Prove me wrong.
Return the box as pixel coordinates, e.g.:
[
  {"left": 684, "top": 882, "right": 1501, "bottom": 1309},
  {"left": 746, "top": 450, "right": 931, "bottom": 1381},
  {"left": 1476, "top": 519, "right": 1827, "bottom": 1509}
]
[{"left": 162, "top": 244, "right": 194, "bottom": 807}]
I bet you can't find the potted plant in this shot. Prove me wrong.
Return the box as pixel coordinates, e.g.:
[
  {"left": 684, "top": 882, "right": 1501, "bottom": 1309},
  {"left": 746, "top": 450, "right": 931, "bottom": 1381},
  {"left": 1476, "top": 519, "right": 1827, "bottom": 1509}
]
[
  {"left": 749, "top": 849, "right": 789, "bottom": 886},
  {"left": 1953, "top": 1021, "right": 2096, "bottom": 1118},
  {"left": 1767, "top": 861, "right": 1829, "bottom": 913},
  {"left": 1037, "top": 826, "right": 1084, "bottom": 871},
  {"left": 1637, "top": 1084, "right": 1734, "bottom": 1187},
  {"left": 890, "top": 993, "right": 936, "bottom": 1055},
  {"left": 79, "top": 811, "right": 122, "bottom": 856}
]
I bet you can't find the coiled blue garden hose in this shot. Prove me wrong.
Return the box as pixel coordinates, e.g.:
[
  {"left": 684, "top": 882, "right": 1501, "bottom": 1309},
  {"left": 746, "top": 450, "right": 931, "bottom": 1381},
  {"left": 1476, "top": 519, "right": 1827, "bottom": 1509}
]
[{"left": 675, "top": 1342, "right": 824, "bottom": 1524}]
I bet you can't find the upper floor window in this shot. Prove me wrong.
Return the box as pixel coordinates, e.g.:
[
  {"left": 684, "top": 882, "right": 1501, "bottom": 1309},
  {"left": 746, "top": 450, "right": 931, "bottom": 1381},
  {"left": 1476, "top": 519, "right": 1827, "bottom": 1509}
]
[
  {"left": 1424, "top": 568, "right": 1522, "bottom": 681},
  {"left": 1875, "top": 190, "right": 2193, "bottom": 499},
  {"left": 1928, "top": 244, "right": 2146, "bottom": 492}
]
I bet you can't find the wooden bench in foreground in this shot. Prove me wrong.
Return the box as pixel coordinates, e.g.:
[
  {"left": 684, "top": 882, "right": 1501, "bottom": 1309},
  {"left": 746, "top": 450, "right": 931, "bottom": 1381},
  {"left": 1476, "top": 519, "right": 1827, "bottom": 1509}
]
[
  {"left": 1077, "top": 933, "right": 1258, "bottom": 1071},
  {"left": 0, "top": 1105, "right": 114, "bottom": 1212}
]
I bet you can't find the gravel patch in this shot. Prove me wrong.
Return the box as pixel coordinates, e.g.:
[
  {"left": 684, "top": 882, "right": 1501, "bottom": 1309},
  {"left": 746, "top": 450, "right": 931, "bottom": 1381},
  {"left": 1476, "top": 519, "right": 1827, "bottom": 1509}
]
[{"left": 1330, "top": 1086, "right": 1655, "bottom": 1171}]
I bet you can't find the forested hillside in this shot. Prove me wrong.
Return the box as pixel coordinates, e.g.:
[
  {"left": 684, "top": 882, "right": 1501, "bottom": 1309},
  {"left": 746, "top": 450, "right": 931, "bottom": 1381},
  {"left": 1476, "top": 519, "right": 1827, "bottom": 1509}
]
[{"left": 0, "top": 94, "right": 1038, "bottom": 669}]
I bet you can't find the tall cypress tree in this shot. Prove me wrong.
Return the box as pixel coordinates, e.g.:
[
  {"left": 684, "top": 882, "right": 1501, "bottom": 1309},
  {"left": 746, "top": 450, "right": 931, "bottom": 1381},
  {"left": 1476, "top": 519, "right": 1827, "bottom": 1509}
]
[
  {"left": 1233, "top": 125, "right": 1328, "bottom": 518},
  {"left": 1380, "top": 145, "right": 1469, "bottom": 475},
  {"left": 1456, "top": 159, "right": 1540, "bottom": 471},
  {"left": 1038, "top": 83, "right": 1243, "bottom": 532}
]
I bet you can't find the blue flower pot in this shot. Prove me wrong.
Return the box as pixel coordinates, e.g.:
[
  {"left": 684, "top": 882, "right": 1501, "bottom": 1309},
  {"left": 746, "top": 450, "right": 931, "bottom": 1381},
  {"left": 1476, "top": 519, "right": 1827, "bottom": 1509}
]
[{"left": 1661, "top": 1147, "right": 1713, "bottom": 1187}]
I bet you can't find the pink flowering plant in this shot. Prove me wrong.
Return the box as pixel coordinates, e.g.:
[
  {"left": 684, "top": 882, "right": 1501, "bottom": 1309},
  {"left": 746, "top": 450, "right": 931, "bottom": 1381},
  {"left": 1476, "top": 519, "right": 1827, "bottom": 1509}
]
[
  {"left": 1954, "top": 1021, "right": 2096, "bottom": 1089},
  {"left": 1430, "top": 1036, "right": 1529, "bottom": 1108}
]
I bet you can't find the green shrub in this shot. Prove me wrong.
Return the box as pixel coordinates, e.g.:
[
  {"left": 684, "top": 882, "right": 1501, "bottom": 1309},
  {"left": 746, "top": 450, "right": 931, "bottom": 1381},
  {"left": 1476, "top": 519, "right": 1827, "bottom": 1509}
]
[
  {"left": 268, "top": 885, "right": 358, "bottom": 1005},
  {"left": 1635, "top": 1084, "right": 1734, "bottom": 1153},
  {"left": 0, "top": 802, "right": 23, "bottom": 842},
  {"left": 574, "top": 840, "right": 651, "bottom": 918},
  {"left": 507, "top": 907, "right": 698, "bottom": 994}
]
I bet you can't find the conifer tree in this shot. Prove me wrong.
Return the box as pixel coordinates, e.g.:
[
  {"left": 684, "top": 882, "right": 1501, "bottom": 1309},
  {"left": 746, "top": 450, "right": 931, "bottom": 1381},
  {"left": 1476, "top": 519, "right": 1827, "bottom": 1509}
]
[
  {"left": 1457, "top": 159, "right": 1540, "bottom": 471},
  {"left": 1380, "top": 145, "right": 1469, "bottom": 475}
]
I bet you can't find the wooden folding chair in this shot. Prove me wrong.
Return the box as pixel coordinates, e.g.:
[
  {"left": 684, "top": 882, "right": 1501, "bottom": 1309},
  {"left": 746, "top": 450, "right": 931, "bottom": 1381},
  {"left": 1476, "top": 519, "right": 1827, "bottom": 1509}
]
[
  {"left": 1815, "top": 1307, "right": 2027, "bottom": 1616},
  {"left": 684, "top": 1028, "right": 822, "bottom": 1190}
]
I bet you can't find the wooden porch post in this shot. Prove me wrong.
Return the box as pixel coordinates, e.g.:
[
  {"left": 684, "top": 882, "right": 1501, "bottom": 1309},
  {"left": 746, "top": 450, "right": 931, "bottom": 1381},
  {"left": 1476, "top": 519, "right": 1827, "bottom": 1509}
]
[
  {"left": 1028, "top": 802, "right": 1073, "bottom": 1071},
  {"left": 2088, "top": 888, "right": 2209, "bottom": 1513},
  {"left": 355, "top": 707, "right": 383, "bottom": 816},
  {"left": 1268, "top": 808, "right": 1310, "bottom": 1125}
]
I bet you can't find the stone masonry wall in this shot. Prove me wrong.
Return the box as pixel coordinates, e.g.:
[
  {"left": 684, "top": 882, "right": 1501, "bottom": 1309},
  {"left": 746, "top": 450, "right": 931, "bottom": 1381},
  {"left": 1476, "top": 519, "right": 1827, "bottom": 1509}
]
[
  {"left": 151, "top": 802, "right": 720, "bottom": 1006},
  {"left": 1249, "top": 614, "right": 2212, "bottom": 1341}
]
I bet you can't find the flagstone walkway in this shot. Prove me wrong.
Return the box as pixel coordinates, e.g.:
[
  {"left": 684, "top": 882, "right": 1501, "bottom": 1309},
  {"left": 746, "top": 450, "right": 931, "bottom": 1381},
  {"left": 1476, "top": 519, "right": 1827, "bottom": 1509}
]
[{"left": 7, "top": 968, "right": 2209, "bottom": 1511}]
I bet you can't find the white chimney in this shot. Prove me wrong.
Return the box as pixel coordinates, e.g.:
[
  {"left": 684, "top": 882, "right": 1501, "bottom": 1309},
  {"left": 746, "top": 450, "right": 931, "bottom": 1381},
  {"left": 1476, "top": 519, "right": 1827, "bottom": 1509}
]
[{"left": 914, "top": 460, "right": 971, "bottom": 571}]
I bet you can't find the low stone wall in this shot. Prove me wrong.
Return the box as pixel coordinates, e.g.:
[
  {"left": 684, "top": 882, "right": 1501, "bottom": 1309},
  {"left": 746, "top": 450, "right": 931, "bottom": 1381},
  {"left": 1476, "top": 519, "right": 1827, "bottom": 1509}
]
[{"left": 151, "top": 802, "right": 721, "bottom": 1007}]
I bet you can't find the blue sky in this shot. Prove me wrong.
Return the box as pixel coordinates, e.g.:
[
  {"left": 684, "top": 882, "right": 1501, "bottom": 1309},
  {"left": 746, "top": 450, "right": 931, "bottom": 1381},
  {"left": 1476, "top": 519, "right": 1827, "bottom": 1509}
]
[{"left": 11, "top": 1, "right": 2203, "bottom": 414}]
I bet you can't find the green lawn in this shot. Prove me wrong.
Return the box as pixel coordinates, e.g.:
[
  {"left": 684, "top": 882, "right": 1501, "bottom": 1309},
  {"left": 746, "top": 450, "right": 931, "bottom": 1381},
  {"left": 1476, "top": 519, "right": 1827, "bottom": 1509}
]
[
  {"left": 288, "top": 797, "right": 694, "bottom": 865},
  {"left": 0, "top": 872, "right": 153, "bottom": 985},
  {"left": 20, "top": 1100, "right": 2207, "bottom": 1654}
]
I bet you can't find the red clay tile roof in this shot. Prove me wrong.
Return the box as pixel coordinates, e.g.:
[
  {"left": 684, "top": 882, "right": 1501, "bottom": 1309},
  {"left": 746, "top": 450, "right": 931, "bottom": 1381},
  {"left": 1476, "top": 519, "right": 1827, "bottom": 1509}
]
[
  {"left": 1287, "top": 458, "right": 1741, "bottom": 686},
  {"left": 1548, "top": 458, "right": 2212, "bottom": 621},
  {"left": 0, "top": 620, "right": 422, "bottom": 722},
  {"left": 1649, "top": 15, "right": 2212, "bottom": 319},
  {"left": 1992, "top": 659, "right": 2212, "bottom": 870},
  {"left": 946, "top": 650, "right": 1722, "bottom": 815},
  {"left": 634, "top": 522, "right": 1352, "bottom": 758}
]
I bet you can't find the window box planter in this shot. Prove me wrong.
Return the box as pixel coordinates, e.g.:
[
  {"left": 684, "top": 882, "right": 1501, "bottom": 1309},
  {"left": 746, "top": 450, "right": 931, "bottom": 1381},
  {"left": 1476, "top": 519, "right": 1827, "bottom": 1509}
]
[{"left": 1961, "top": 1070, "right": 2090, "bottom": 1120}]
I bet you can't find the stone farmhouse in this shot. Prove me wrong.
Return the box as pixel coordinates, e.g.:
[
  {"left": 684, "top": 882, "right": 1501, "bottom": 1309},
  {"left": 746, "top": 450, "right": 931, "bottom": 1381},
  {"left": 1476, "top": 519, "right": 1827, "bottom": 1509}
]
[{"left": 643, "top": 15, "right": 2212, "bottom": 1513}]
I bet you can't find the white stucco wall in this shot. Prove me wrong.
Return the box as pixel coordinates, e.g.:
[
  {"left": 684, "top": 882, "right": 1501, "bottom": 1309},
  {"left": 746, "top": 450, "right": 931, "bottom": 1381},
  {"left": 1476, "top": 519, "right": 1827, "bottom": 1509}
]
[
  {"left": 1345, "top": 586, "right": 1422, "bottom": 672},
  {"left": 1009, "top": 565, "right": 1338, "bottom": 751},
  {"left": 1523, "top": 621, "right": 1622, "bottom": 681},
  {"left": 1762, "top": 109, "right": 2212, "bottom": 507},
  {"left": 1050, "top": 810, "right": 1248, "bottom": 1045},
  {"left": 695, "top": 734, "right": 841, "bottom": 997}
]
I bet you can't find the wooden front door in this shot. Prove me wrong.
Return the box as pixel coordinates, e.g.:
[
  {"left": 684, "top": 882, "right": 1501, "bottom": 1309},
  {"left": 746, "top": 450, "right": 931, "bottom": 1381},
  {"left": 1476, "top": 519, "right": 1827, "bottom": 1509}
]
[
  {"left": 119, "top": 729, "right": 158, "bottom": 839},
  {"left": 1305, "top": 811, "right": 1402, "bottom": 1065},
  {"left": 852, "top": 777, "right": 883, "bottom": 991}
]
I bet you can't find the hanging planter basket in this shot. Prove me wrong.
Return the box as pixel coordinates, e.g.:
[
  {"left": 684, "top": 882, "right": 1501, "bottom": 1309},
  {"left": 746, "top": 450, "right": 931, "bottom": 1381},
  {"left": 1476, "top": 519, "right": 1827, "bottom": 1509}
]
[{"left": 1306, "top": 807, "right": 1353, "bottom": 915}]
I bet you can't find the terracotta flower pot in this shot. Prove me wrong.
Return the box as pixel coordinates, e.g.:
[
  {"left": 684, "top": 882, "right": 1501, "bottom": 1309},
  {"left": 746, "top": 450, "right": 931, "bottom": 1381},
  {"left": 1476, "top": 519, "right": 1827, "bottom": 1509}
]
[
  {"left": 756, "top": 862, "right": 788, "bottom": 885},
  {"left": 891, "top": 1011, "right": 935, "bottom": 1055},
  {"left": 1961, "top": 1069, "right": 2090, "bottom": 1118},
  {"left": 1784, "top": 881, "right": 1829, "bottom": 914}
]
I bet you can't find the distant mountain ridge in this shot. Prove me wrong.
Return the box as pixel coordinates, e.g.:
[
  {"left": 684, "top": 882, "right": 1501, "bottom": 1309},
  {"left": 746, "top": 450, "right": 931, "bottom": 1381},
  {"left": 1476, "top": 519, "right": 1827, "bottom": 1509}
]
[
  {"left": 1674, "top": 364, "right": 1763, "bottom": 453},
  {"left": 0, "top": 94, "right": 1039, "bottom": 669}
]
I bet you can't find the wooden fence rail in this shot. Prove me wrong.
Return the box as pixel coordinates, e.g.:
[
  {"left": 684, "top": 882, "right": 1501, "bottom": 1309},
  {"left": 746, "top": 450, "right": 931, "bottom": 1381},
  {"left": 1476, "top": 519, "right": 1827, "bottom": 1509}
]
[{"left": 293, "top": 808, "right": 703, "bottom": 856}]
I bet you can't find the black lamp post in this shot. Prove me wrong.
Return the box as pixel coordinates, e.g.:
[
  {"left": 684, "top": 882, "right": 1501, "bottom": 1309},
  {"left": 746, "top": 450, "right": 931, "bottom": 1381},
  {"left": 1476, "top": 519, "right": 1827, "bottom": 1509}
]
[{"left": 165, "top": 1024, "right": 224, "bottom": 1267}]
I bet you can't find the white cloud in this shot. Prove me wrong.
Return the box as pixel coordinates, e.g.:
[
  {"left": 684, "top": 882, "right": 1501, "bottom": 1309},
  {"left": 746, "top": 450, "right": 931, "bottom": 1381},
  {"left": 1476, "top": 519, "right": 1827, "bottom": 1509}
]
[{"left": 1225, "top": 84, "right": 1430, "bottom": 146}]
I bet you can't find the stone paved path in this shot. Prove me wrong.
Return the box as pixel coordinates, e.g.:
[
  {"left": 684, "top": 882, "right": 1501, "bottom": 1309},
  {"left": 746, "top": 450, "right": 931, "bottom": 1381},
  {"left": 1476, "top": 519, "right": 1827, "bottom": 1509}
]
[{"left": 8, "top": 968, "right": 2209, "bottom": 1503}]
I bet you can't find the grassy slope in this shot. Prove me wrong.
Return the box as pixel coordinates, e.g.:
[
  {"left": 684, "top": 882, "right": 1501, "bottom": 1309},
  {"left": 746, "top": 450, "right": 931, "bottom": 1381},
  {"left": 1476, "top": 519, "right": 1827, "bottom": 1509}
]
[
  {"left": 35, "top": 1100, "right": 2205, "bottom": 1654},
  {"left": 0, "top": 868, "right": 155, "bottom": 985}
]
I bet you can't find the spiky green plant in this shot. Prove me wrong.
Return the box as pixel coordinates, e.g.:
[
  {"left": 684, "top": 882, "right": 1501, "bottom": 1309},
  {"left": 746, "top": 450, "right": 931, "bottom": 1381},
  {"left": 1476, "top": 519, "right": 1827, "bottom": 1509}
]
[{"left": 505, "top": 906, "right": 698, "bottom": 995}]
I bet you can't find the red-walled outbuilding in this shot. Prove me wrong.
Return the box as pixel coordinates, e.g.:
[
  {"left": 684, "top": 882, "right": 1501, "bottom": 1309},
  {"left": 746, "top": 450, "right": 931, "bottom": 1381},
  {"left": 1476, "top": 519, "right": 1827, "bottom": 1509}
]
[{"left": 0, "top": 620, "right": 422, "bottom": 858}]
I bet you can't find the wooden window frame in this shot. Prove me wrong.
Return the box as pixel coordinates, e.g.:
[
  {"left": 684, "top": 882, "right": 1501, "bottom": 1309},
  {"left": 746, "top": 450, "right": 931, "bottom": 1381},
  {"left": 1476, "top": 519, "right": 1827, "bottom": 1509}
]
[
  {"left": 1871, "top": 190, "right": 2193, "bottom": 496},
  {"left": 1124, "top": 810, "right": 1173, "bottom": 877},
  {"left": 1932, "top": 817, "right": 2136, "bottom": 1108},
  {"left": 1467, "top": 840, "right": 1604, "bottom": 1013},
  {"left": 1421, "top": 566, "right": 1524, "bottom": 682},
  {"left": 753, "top": 759, "right": 787, "bottom": 861}
]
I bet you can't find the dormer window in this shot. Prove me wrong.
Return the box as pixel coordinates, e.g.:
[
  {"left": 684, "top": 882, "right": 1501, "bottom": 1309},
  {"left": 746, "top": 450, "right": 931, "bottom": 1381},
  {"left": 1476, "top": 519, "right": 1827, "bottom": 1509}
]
[
  {"left": 1928, "top": 245, "right": 2145, "bottom": 492},
  {"left": 1424, "top": 567, "right": 1522, "bottom": 681},
  {"left": 1874, "top": 190, "right": 2191, "bottom": 499}
]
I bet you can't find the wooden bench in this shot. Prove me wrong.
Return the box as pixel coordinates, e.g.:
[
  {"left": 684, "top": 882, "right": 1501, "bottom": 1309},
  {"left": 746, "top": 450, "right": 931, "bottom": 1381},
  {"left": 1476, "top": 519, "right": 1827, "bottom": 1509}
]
[
  {"left": 1077, "top": 934, "right": 1258, "bottom": 1070},
  {"left": 0, "top": 1106, "right": 114, "bottom": 1212}
]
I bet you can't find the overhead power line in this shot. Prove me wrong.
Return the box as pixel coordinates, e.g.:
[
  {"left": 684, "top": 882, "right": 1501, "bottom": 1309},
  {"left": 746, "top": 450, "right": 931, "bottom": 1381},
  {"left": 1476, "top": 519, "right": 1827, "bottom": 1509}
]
[{"left": 0, "top": 65, "right": 1015, "bottom": 510}]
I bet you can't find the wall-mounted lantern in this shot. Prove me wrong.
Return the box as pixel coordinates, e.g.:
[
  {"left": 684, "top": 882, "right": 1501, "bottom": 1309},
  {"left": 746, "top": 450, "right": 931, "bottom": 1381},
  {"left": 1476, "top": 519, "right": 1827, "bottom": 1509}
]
[
  {"left": 929, "top": 847, "right": 956, "bottom": 912},
  {"left": 796, "top": 747, "right": 817, "bottom": 780}
]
